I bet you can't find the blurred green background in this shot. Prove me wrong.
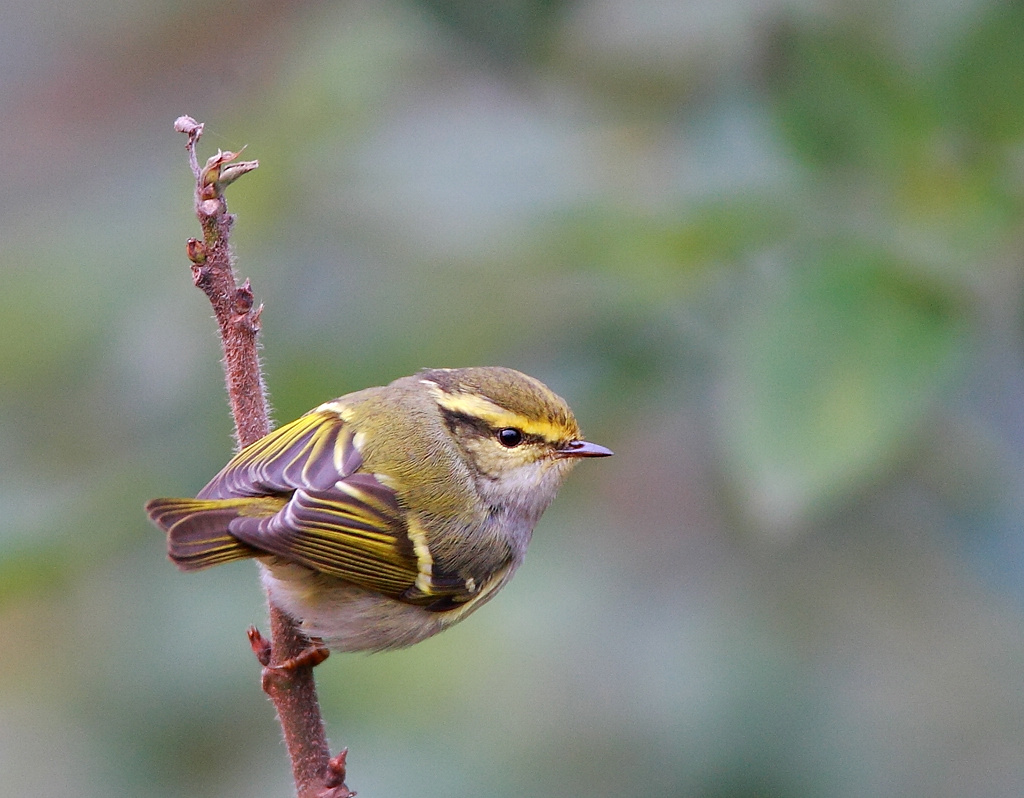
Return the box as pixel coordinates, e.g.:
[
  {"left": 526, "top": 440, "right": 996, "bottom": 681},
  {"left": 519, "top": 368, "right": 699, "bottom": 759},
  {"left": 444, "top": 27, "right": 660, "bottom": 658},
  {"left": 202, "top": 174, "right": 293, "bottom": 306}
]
[{"left": 4, "top": 0, "right": 1024, "bottom": 795}]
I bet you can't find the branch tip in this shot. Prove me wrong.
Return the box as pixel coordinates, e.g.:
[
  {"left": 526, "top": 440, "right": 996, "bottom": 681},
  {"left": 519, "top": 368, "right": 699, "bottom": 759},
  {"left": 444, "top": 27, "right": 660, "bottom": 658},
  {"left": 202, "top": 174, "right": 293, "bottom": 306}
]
[
  {"left": 174, "top": 115, "right": 203, "bottom": 135},
  {"left": 178, "top": 118, "right": 344, "bottom": 797},
  {"left": 175, "top": 115, "right": 203, "bottom": 177}
]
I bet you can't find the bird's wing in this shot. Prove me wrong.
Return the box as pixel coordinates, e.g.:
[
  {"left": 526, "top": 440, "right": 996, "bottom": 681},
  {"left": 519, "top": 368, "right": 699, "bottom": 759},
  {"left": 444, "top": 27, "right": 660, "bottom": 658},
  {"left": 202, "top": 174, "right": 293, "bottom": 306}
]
[
  {"left": 197, "top": 407, "right": 363, "bottom": 499},
  {"left": 195, "top": 408, "right": 476, "bottom": 607}
]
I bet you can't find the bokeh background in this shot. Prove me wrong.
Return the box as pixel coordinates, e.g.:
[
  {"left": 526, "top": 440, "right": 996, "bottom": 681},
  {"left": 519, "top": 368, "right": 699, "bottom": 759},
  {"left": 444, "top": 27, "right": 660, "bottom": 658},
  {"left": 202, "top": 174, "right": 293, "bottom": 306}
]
[{"left": 4, "top": 0, "right": 1024, "bottom": 795}]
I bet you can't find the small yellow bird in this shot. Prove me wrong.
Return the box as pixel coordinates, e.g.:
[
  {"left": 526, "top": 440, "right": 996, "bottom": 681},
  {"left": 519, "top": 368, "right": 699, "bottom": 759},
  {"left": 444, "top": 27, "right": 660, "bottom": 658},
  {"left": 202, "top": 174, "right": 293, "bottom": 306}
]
[{"left": 146, "top": 367, "right": 611, "bottom": 653}]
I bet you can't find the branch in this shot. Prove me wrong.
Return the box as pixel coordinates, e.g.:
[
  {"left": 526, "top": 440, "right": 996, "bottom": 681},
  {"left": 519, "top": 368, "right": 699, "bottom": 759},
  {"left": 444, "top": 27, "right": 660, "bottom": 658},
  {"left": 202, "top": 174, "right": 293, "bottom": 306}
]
[{"left": 173, "top": 115, "right": 354, "bottom": 798}]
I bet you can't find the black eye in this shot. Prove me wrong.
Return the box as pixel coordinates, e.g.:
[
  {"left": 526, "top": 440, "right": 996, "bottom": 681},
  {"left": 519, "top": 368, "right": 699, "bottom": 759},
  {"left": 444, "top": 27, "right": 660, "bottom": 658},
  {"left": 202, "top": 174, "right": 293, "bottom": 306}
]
[{"left": 497, "top": 428, "right": 524, "bottom": 447}]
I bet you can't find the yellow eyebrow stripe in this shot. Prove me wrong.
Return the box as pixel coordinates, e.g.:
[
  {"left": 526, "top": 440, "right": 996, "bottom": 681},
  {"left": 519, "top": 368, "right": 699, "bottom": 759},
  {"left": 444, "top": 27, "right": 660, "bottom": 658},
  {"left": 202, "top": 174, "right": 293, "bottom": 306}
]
[{"left": 425, "top": 383, "right": 565, "bottom": 441}]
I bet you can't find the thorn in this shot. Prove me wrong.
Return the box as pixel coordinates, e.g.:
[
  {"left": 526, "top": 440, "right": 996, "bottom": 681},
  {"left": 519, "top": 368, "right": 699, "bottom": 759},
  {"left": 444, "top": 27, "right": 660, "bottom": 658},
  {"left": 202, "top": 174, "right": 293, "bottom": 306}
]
[
  {"left": 247, "top": 626, "right": 272, "bottom": 667},
  {"left": 321, "top": 748, "right": 356, "bottom": 797},
  {"left": 233, "top": 282, "right": 254, "bottom": 314},
  {"left": 324, "top": 748, "right": 349, "bottom": 787},
  {"left": 186, "top": 238, "right": 207, "bottom": 264},
  {"left": 231, "top": 285, "right": 261, "bottom": 334}
]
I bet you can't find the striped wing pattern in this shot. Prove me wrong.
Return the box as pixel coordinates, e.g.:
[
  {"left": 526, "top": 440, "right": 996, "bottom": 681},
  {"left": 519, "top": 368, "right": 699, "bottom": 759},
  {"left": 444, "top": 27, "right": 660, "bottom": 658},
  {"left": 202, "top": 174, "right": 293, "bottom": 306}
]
[
  {"left": 182, "top": 407, "right": 475, "bottom": 605},
  {"left": 229, "top": 474, "right": 422, "bottom": 597},
  {"left": 149, "top": 497, "right": 278, "bottom": 569},
  {"left": 198, "top": 409, "right": 363, "bottom": 499}
]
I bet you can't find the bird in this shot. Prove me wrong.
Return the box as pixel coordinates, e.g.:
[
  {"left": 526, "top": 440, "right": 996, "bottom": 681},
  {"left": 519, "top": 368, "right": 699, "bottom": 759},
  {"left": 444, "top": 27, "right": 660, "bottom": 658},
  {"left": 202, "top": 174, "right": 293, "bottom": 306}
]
[{"left": 146, "top": 366, "right": 612, "bottom": 654}]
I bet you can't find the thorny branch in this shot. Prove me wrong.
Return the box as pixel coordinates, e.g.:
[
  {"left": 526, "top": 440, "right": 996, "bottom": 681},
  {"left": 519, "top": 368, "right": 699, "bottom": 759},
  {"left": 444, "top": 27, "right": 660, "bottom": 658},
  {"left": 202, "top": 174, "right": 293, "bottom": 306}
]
[{"left": 172, "top": 115, "right": 354, "bottom": 798}]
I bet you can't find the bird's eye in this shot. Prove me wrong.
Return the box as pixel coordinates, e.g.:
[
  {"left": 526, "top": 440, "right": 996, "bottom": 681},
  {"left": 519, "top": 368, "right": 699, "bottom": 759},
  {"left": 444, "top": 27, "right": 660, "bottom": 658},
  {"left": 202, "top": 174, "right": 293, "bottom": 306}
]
[{"left": 497, "top": 428, "right": 524, "bottom": 448}]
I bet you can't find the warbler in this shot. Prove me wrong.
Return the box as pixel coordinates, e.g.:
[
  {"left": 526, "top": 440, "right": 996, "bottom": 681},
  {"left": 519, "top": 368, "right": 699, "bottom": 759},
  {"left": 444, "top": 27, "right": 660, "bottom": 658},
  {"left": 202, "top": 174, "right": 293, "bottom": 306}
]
[{"left": 146, "top": 367, "right": 611, "bottom": 653}]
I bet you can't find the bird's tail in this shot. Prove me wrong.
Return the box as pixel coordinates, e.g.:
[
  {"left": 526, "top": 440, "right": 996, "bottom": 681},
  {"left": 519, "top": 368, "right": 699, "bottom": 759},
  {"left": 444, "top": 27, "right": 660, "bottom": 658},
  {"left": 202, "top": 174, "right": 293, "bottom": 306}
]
[{"left": 144, "top": 496, "right": 285, "bottom": 571}]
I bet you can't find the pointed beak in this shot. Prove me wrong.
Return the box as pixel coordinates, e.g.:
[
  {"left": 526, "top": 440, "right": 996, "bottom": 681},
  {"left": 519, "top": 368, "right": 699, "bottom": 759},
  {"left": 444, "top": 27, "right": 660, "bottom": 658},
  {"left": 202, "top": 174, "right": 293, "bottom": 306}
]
[{"left": 556, "top": 439, "right": 614, "bottom": 459}]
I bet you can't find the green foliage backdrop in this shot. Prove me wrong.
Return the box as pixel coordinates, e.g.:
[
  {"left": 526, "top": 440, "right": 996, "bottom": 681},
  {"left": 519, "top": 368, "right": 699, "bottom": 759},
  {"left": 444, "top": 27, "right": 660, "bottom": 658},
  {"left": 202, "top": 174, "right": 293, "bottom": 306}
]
[{"left": 3, "top": 1, "right": 1024, "bottom": 796}]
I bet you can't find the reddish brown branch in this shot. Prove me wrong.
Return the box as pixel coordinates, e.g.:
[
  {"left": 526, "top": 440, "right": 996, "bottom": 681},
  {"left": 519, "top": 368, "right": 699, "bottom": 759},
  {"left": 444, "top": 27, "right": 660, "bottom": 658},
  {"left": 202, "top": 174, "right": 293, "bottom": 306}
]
[{"left": 174, "top": 115, "right": 354, "bottom": 798}]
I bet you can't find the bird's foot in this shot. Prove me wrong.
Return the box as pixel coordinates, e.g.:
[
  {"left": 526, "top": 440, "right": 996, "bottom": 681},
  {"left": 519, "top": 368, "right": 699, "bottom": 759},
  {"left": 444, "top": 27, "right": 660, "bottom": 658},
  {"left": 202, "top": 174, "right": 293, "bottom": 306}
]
[{"left": 247, "top": 625, "right": 330, "bottom": 689}]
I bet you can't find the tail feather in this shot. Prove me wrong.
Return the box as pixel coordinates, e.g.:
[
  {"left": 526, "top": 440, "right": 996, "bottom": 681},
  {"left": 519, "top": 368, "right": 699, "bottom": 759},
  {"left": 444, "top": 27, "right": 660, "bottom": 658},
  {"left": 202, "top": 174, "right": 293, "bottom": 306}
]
[{"left": 145, "top": 497, "right": 284, "bottom": 571}]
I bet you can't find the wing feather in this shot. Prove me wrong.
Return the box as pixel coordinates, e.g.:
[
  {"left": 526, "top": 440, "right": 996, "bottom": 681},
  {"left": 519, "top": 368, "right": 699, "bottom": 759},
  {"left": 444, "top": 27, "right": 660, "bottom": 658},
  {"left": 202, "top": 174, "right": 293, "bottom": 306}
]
[
  {"left": 197, "top": 410, "right": 360, "bottom": 499},
  {"left": 226, "top": 483, "right": 423, "bottom": 596},
  {"left": 172, "top": 406, "right": 477, "bottom": 605}
]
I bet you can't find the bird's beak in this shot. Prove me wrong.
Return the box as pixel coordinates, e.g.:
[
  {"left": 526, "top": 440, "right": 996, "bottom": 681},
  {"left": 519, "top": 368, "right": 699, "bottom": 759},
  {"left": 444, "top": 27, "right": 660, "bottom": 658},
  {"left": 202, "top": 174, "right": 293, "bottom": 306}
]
[{"left": 556, "top": 440, "right": 614, "bottom": 458}]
